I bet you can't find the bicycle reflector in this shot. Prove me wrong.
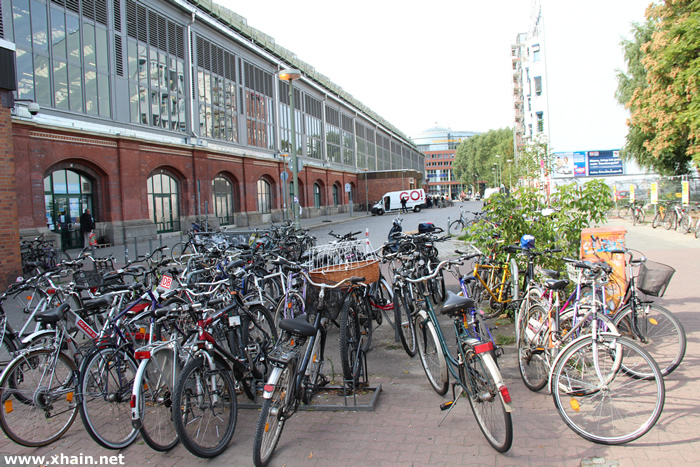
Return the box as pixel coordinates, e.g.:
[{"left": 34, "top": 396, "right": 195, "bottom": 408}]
[
  {"left": 134, "top": 350, "right": 151, "bottom": 360},
  {"left": 498, "top": 385, "right": 512, "bottom": 404}
]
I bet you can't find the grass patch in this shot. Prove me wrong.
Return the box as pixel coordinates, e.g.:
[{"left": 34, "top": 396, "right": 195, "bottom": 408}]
[{"left": 495, "top": 334, "right": 516, "bottom": 346}]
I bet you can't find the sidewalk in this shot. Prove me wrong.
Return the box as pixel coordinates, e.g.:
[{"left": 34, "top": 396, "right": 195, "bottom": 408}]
[{"left": 2, "top": 217, "right": 698, "bottom": 466}]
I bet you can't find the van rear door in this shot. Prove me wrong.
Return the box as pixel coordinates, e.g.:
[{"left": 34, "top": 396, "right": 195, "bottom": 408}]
[{"left": 384, "top": 196, "right": 390, "bottom": 212}]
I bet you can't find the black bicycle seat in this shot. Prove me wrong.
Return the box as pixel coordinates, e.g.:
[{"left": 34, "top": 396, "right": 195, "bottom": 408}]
[
  {"left": 541, "top": 269, "right": 561, "bottom": 279},
  {"left": 279, "top": 316, "right": 316, "bottom": 337},
  {"left": 544, "top": 279, "right": 569, "bottom": 291},
  {"left": 34, "top": 302, "right": 70, "bottom": 324},
  {"left": 440, "top": 291, "right": 476, "bottom": 317}
]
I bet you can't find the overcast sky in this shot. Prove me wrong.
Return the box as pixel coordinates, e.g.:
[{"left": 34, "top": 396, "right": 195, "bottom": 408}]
[{"left": 221, "top": 0, "right": 652, "bottom": 152}]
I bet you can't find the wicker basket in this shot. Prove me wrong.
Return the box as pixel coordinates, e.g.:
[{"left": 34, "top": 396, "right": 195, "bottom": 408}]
[{"left": 309, "top": 259, "right": 380, "bottom": 285}]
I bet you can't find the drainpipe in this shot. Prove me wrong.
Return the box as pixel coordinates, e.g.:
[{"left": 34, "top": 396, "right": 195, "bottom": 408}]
[{"left": 186, "top": 12, "right": 197, "bottom": 139}]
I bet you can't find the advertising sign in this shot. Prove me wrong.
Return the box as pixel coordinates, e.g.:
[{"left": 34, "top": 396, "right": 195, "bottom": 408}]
[
  {"left": 630, "top": 185, "right": 635, "bottom": 203},
  {"left": 552, "top": 152, "right": 575, "bottom": 178},
  {"left": 587, "top": 150, "right": 623, "bottom": 176},
  {"left": 573, "top": 151, "right": 587, "bottom": 176},
  {"left": 651, "top": 183, "right": 658, "bottom": 204},
  {"left": 682, "top": 181, "right": 689, "bottom": 205}
]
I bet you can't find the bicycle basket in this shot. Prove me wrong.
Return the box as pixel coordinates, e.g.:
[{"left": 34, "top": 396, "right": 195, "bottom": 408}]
[
  {"left": 73, "top": 269, "right": 103, "bottom": 288},
  {"left": 636, "top": 261, "right": 675, "bottom": 297},
  {"left": 307, "top": 239, "right": 380, "bottom": 285}
]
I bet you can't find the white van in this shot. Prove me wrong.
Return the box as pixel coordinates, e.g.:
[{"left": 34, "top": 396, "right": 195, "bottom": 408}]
[{"left": 371, "top": 189, "right": 426, "bottom": 215}]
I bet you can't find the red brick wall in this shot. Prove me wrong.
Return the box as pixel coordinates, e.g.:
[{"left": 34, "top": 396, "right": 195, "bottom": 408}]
[{"left": 0, "top": 103, "right": 22, "bottom": 287}]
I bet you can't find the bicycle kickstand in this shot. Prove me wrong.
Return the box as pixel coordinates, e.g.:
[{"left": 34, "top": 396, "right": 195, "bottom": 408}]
[{"left": 437, "top": 382, "right": 464, "bottom": 427}]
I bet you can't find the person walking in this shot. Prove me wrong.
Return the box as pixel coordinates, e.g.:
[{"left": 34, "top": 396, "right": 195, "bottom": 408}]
[
  {"left": 400, "top": 196, "right": 408, "bottom": 214},
  {"left": 80, "top": 208, "right": 95, "bottom": 248}
]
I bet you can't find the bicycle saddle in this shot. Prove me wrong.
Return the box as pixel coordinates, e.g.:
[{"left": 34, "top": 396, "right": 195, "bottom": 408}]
[
  {"left": 440, "top": 291, "right": 476, "bottom": 317},
  {"left": 544, "top": 279, "right": 569, "bottom": 291},
  {"left": 541, "top": 269, "right": 560, "bottom": 279},
  {"left": 279, "top": 316, "right": 316, "bottom": 337},
  {"left": 34, "top": 302, "right": 70, "bottom": 324}
]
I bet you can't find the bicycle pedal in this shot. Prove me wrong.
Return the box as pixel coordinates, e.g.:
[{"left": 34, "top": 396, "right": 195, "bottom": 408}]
[
  {"left": 495, "top": 346, "right": 504, "bottom": 357},
  {"left": 440, "top": 400, "right": 455, "bottom": 411}
]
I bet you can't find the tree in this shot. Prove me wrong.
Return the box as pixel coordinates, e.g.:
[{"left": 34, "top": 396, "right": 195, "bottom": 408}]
[
  {"left": 453, "top": 128, "right": 513, "bottom": 189},
  {"left": 617, "top": 1, "right": 700, "bottom": 174}
]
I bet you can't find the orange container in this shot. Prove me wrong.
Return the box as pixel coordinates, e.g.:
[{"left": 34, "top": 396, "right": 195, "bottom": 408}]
[{"left": 580, "top": 227, "right": 627, "bottom": 311}]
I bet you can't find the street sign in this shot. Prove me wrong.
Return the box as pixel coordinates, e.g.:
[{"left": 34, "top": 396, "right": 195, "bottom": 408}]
[
  {"left": 287, "top": 158, "right": 304, "bottom": 173},
  {"left": 344, "top": 183, "right": 351, "bottom": 193},
  {"left": 280, "top": 171, "right": 289, "bottom": 183}
]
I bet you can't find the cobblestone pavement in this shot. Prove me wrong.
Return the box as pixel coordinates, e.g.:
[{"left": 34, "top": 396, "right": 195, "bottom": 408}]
[{"left": 2, "top": 217, "right": 698, "bottom": 466}]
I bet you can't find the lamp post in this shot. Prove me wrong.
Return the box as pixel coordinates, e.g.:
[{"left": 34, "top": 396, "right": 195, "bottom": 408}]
[
  {"left": 279, "top": 69, "right": 302, "bottom": 230},
  {"left": 364, "top": 168, "right": 370, "bottom": 216},
  {"left": 506, "top": 159, "right": 513, "bottom": 190},
  {"left": 495, "top": 154, "right": 502, "bottom": 189},
  {"left": 493, "top": 163, "right": 498, "bottom": 187}
]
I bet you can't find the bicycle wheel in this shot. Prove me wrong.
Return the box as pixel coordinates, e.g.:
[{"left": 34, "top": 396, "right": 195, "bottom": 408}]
[
  {"left": 613, "top": 303, "right": 686, "bottom": 376},
  {"left": 414, "top": 313, "right": 448, "bottom": 395},
  {"left": 664, "top": 211, "right": 675, "bottom": 230},
  {"left": 273, "top": 292, "right": 306, "bottom": 328},
  {"left": 393, "top": 286, "right": 417, "bottom": 357},
  {"left": 680, "top": 214, "right": 691, "bottom": 233},
  {"left": 617, "top": 206, "right": 629, "bottom": 219},
  {"left": 696, "top": 217, "right": 700, "bottom": 238},
  {"left": 430, "top": 269, "right": 447, "bottom": 304},
  {"left": 551, "top": 335, "right": 664, "bottom": 444},
  {"left": 78, "top": 346, "right": 139, "bottom": 449},
  {"left": 651, "top": 212, "right": 662, "bottom": 229},
  {"left": 516, "top": 287, "right": 542, "bottom": 342},
  {"left": 632, "top": 208, "right": 638, "bottom": 226},
  {"left": 448, "top": 220, "right": 465, "bottom": 237},
  {"left": 370, "top": 277, "right": 395, "bottom": 329},
  {"left": 0, "top": 349, "right": 78, "bottom": 447},
  {"left": 516, "top": 304, "right": 550, "bottom": 392},
  {"left": 0, "top": 334, "right": 18, "bottom": 369},
  {"left": 137, "top": 348, "right": 179, "bottom": 451},
  {"left": 339, "top": 289, "right": 369, "bottom": 387},
  {"left": 172, "top": 356, "right": 237, "bottom": 458},
  {"left": 253, "top": 365, "right": 292, "bottom": 467},
  {"left": 636, "top": 208, "right": 646, "bottom": 224},
  {"left": 170, "top": 242, "right": 195, "bottom": 264},
  {"left": 461, "top": 348, "right": 513, "bottom": 452}
]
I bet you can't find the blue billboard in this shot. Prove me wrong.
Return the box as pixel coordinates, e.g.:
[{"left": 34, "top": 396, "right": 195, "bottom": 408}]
[
  {"left": 587, "top": 150, "right": 623, "bottom": 176},
  {"left": 552, "top": 150, "right": 623, "bottom": 177}
]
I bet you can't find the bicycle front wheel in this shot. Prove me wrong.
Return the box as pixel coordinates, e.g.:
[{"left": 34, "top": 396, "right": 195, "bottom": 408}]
[
  {"left": 461, "top": 349, "right": 513, "bottom": 452},
  {"left": 253, "top": 365, "right": 292, "bottom": 467},
  {"left": 664, "top": 211, "right": 676, "bottom": 230},
  {"left": 414, "top": 314, "right": 448, "bottom": 395},
  {"left": 0, "top": 349, "right": 78, "bottom": 447},
  {"left": 393, "top": 286, "right": 417, "bottom": 357},
  {"left": 517, "top": 304, "right": 550, "bottom": 392},
  {"left": 339, "top": 289, "right": 370, "bottom": 387},
  {"left": 273, "top": 292, "right": 306, "bottom": 328},
  {"left": 448, "top": 220, "right": 465, "bottom": 237},
  {"left": 613, "top": 303, "right": 686, "bottom": 376},
  {"left": 172, "top": 356, "right": 237, "bottom": 458},
  {"left": 170, "top": 242, "right": 195, "bottom": 264},
  {"left": 651, "top": 212, "right": 662, "bottom": 229},
  {"left": 137, "top": 349, "right": 179, "bottom": 451},
  {"left": 551, "top": 335, "right": 664, "bottom": 445},
  {"left": 78, "top": 346, "right": 139, "bottom": 449}
]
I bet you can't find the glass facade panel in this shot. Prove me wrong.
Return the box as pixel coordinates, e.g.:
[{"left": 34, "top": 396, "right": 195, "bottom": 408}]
[
  {"left": 13, "top": 0, "right": 32, "bottom": 49},
  {"left": 31, "top": 0, "right": 48, "bottom": 53},
  {"left": 15, "top": 49, "right": 34, "bottom": 100},
  {"left": 50, "top": 7, "right": 66, "bottom": 60},
  {"left": 68, "top": 64, "right": 83, "bottom": 112},
  {"left": 257, "top": 179, "right": 271, "bottom": 214},
  {"left": 53, "top": 60, "right": 68, "bottom": 110}
]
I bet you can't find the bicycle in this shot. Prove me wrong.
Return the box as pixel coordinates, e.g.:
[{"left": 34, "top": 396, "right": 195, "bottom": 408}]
[
  {"left": 407, "top": 255, "right": 514, "bottom": 452},
  {"left": 253, "top": 273, "right": 362, "bottom": 466},
  {"left": 448, "top": 206, "right": 472, "bottom": 236},
  {"left": 518, "top": 259, "right": 665, "bottom": 444},
  {"left": 651, "top": 202, "right": 667, "bottom": 229},
  {"left": 663, "top": 202, "right": 686, "bottom": 230},
  {"left": 470, "top": 244, "right": 520, "bottom": 319}
]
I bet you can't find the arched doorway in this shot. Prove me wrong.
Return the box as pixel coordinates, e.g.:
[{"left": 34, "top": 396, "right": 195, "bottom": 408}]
[
  {"left": 212, "top": 175, "right": 236, "bottom": 226},
  {"left": 147, "top": 172, "right": 181, "bottom": 233},
  {"left": 44, "top": 169, "right": 93, "bottom": 250}
]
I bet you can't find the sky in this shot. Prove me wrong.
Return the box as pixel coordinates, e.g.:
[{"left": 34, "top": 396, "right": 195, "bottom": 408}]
[{"left": 220, "top": 0, "right": 652, "bottom": 152}]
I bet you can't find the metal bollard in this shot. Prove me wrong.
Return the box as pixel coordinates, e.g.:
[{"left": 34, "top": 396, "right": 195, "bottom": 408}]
[
  {"left": 134, "top": 237, "right": 138, "bottom": 260},
  {"left": 159, "top": 234, "right": 163, "bottom": 248},
  {"left": 149, "top": 238, "right": 153, "bottom": 254}
]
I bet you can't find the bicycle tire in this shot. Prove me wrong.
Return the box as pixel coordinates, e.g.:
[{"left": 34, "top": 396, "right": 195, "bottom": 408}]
[
  {"left": 273, "top": 292, "right": 306, "bottom": 328},
  {"left": 0, "top": 349, "right": 78, "bottom": 447},
  {"left": 414, "top": 313, "right": 448, "bottom": 395},
  {"left": 137, "top": 348, "right": 180, "bottom": 452},
  {"left": 448, "top": 220, "right": 465, "bottom": 237},
  {"left": 78, "top": 346, "right": 139, "bottom": 449},
  {"left": 617, "top": 206, "right": 629, "bottom": 219},
  {"left": 461, "top": 348, "right": 513, "bottom": 452},
  {"left": 551, "top": 335, "right": 664, "bottom": 445},
  {"left": 613, "top": 303, "right": 686, "bottom": 376},
  {"left": 371, "top": 277, "right": 395, "bottom": 329},
  {"left": 432, "top": 269, "right": 447, "bottom": 304},
  {"left": 651, "top": 212, "right": 662, "bottom": 229},
  {"left": 636, "top": 208, "right": 646, "bottom": 224},
  {"left": 253, "top": 365, "right": 292, "bottom": 466},
  {"left": 664, "top": 211, "right": 676, "bottom": 230},
  {"left": 339, "top": 289, "right": 369, "bottom": 387},
  {"left": 393, "top": 286, "right": 417, "bottom": 357},
  {"left": 516, "top": 304, "right": 550, "bottom": 392},
  {"left": 483, "top": 281, "right": 511, "bottom": 320},
  {"left": 172, "top": 356, "right": 237, "bottom": 458},
  {"left": 170, "top": 242, "right": 195, "bottom": 264},
  {"left": 515, "top": 287, "right": 543, "bottom": 343},
  {"left": 680, "top": 214, "right": 691, "bottom": 233},
  {"left": 0, "top": 334, "right": 18, "bottom": 370},
  {"left": 696, "top": 217, "right": 700, "bottom": 238}
]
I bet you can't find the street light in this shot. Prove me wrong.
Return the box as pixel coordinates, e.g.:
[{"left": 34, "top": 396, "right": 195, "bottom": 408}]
[
  {"left": 279, "top": 68, "right": 302, "bottom": 230},
  {"left": 495, "top": 154, "right": 502, "bottom": 189},
  {"left": 506, "top": 159, "right": 513, "bottom": 190}
]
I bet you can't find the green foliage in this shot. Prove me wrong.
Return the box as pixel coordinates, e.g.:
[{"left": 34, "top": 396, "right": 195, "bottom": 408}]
[
  {"left": 616, "top": 2, "right": 700, "bottom": 174},
  {"left": 454, "top": 128, "right": 514, "bottom": 189},
  {"left": 466, "top": 180, "right": 613, "bottom": 265}
]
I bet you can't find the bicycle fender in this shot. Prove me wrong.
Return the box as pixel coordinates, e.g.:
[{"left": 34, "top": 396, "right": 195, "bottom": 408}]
[
  {"left": 19, "top": 329, "right": 56, "bottom": 347},
  {"left": 481, "top": 353, "right": 514, "bottom": 413},
  {"left": 547, "top": 331, "right": 622, "bottom": 395},
  {"left": 262, "top": 366, "right": 284, "bottom": 399},
  {"left": 130, "top": 358, "right": 150, "bottom": 429}
]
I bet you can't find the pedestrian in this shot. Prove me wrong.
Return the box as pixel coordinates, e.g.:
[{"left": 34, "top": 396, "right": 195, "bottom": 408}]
[
  {"left": 400, "top": 196, "right": 408, "bottom": 214},
  {"left": 58, "top": 210, "right": 70, "bottom": 249},
  {"left": 80, "top": 208, "right": 95, "bottom": 247}
]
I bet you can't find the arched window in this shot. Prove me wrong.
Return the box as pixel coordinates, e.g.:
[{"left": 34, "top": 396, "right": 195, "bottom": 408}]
[
  {"left": 147, "top": 172, "right": 180, "bottom": 233},
  {"left": 44, "top": 169, "right": 93, "bottom": 249},
  {"left": 212, "top": 176, "right": 235, "bottom": 225},
  {"left": 313, "top": 183, "right": 322, "bottom": 208},
  {"left": 333, "top": 183, "right": 340, "bottom": 206},
  {"left": 257, "top": 178, "right": 272, "bottom": 214}
]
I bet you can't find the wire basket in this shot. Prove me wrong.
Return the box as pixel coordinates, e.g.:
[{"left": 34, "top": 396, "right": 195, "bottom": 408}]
[
  {"left": 307, "top": 239, "right": 380, "bottom": 285},
  {"left": 636, "top": 261, "right": 675, "bottom": 297},
  {"left": 73, "top": 269, "right": 104, "bottom": 288},
  {"left": 566, "top": 263, "right": 581, "bottom": 284}
]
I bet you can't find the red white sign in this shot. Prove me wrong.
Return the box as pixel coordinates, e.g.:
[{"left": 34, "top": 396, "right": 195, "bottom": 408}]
[
  {"left": 76, "top": 317, "right": 98, "bottom": 339},
  {"left": 159, "top": 275, "right": 173, "bottom": 289}
]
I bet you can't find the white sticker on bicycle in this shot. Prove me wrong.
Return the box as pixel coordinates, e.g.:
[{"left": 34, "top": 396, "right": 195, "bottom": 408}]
[
  {"left": 229, "top": 316, "right": 241, "bottom": 327},
  {"left": 159, "top": 275, "right": 173, "bottom": 289}
]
